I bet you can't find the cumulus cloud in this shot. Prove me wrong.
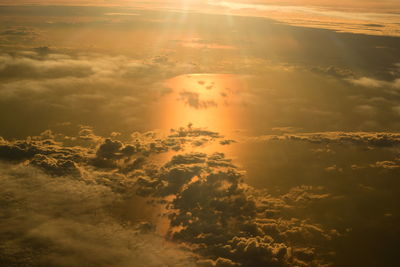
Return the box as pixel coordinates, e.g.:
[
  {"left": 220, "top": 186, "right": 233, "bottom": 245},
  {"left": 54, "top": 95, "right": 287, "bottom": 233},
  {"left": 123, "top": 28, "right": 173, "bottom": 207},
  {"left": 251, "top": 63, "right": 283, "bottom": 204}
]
[
  {"left": 236, "top": 128, "right": 400, "bottom": 266},
  {"left": 135, "top": 151, "right": 336, "bottom": 267},
  {"left": 0, "top": 125, "right": 238, "bottom": 266},
  {"left": 0, "top": 126, "right": 340, "bottom": 267},
  {"left": 0, "top": 125, "right": 228, "bottom": 188},
  {"left": 2, "top": 124, "right": 400, "bottom": 266}
]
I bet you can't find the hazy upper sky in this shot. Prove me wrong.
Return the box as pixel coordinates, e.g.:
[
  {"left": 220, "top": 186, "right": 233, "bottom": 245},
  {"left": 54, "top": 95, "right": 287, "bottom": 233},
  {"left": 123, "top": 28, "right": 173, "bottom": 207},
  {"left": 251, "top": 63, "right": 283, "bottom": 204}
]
[
  {"left": 0, "top": 1, "right": 399, "bottom": 267},
  {"left": 3, "top": 0, "right": 400, "bottom": 36}
]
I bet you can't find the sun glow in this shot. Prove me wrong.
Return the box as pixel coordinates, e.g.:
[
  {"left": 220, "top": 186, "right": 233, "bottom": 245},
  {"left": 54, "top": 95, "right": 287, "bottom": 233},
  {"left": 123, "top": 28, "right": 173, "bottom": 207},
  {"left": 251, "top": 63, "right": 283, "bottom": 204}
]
[{"left": 152, "top": 74, "right": 247, "bottom": 133}]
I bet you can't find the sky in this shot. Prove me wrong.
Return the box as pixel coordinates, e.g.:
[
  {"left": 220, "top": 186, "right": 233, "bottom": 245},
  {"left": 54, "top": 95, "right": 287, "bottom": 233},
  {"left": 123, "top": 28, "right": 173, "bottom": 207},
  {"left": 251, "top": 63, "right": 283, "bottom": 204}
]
[
  {"left": 0, "top": 1, "right": 400, "bottom": 267},
  {"left": 2, "top": 0, "right": 400, "bottom": 36}
]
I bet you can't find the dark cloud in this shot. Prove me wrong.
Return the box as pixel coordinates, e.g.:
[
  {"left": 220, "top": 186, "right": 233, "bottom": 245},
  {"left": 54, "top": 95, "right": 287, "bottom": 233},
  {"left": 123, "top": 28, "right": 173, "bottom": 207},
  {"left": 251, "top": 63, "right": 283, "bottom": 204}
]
[
  {"left": 310, "top": 66, "right": 355, "bottom": 79},
  {"left": 135, "top": 151, "right": 336, "bottom": 267},
  {"left": 0, "top": 127, "right": 339, "bottom": 267},
  {"left": 30, "top": 154, "right": 81, "bottom": 177},
  {"left": 169, "top": 125, "right": 222, "bottom": 139},
  {"left": 0, "top": 125, "right": 226, "bottom": 179},
  {"left": 0, "top": 27, "right": 37, "bottom": 36},
  {"left": 220, "top": 139, "right": 236, "bottom": 145},
  {"left": 179, "top": 91, "right": 218, "bottom": 109},
  {"left": 0, "top": 133, "right": 85, "bottom": 165},
  {"left": 239, "top": 133, "right": 400, "bottom": 266},
  {"left": 0, "top": 26, "right": 40, "bottom": 44},
  {"left": 0, "top": 126, "right": 238, "bottom": 266},
  {"left": 1, "top": 125, "right": 400, "bottom": 266},
  {"left": 364, "top": 24, "right": 385, "bottom": 28},
  {"left": 256, "top": 131, "right": 400, "bottom": 148}
]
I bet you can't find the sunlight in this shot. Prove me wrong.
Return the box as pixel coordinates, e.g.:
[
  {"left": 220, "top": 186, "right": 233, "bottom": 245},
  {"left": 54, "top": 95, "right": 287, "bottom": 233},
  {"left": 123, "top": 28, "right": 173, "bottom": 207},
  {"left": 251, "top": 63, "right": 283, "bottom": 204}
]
[{"left": 151, "top": 73, "right": 247, "bottom": 132}]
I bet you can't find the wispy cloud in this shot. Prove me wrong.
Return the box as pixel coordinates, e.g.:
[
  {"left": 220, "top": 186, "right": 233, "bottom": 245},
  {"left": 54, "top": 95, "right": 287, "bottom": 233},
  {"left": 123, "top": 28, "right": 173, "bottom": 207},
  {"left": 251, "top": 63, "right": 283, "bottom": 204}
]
[{"left": 209, "top": 0, "right": 400, "bottom": 36}]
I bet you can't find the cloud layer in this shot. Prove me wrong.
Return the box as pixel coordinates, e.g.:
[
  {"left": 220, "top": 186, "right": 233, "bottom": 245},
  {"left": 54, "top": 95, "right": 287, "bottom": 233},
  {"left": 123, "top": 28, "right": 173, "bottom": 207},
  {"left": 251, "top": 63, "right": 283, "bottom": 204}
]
[
  {"left": 1, "top": 4, "right": 400, "bottom": 267},
  {"left": 0, "top": 127, "right": 341, "bottom": 267}
]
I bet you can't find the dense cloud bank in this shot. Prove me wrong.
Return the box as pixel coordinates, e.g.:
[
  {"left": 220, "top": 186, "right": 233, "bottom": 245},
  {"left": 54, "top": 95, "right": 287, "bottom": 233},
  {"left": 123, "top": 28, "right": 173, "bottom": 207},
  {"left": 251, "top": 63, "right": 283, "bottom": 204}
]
[
  {"left": 1, "top": 126, "right": 400, "bottom": 266},
  {"left": 137, "top": 152, "right": 337, "bottom": 267},
  {"left": 0, "top": 127, "right": 341, "bottom": 267},
  {"left": 0, "top": 125, "right": 394, "bottom": 266}
]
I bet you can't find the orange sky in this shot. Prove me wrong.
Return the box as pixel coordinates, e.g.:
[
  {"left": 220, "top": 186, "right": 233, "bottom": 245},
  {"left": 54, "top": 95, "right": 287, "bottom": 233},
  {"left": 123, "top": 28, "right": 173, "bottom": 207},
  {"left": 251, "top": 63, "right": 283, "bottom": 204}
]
[
  {"left": 2, "top": 0, "right": 400, "bottom": 10},
  {"left": 1, "top": 0, "right": 399, "bottom": 37}
]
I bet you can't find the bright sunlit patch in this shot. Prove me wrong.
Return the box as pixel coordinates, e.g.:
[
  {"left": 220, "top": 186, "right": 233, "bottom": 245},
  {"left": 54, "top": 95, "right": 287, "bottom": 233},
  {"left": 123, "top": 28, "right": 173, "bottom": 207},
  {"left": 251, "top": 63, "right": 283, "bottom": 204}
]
[
  {"left": 178, "top": 38, "right": 237, "bottom": 50},
  {"left": 104, "top": 12, "right": 140, "bottom": 16},
  {"left": 151, "top": 73, "right": 247, "bottom": 133}
]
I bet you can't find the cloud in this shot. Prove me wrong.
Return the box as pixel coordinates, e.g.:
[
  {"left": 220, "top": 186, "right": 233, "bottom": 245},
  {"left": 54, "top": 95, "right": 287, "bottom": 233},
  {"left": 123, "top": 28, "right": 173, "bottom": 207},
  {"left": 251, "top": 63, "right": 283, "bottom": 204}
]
[
  {"left": 0, "top": 51, "right": 203, "bottom": 137},
  {"left": 169, "top": 125, "right": 222, "bottom": 139},
  {"left": 237, "top": 129, "right": 400, "bottom": 265},
  {"left": 349, "top": 77, "right": 388, "bottom": 88},
  {"left": 0, "top": 132, "right": 86, "bottom": 164},
  {"left": 1, "top": 8, "right": 400, "bottom": 137},
  {"left": 219, "top": 139, "right": 236, "bottom": 145},
  {"left": 2, "top": 124, "right": 400, "bottom": 266},
  {"left": 179, "top": 91, "right": 218, "bottom": 109},
  {"left": 0, "top": 163, "right": 196, "bottom": 267},
  {"left": 0, "top": 53, "right": 95, "bottom": 80},
  {"left": 311, "top": 66, "right": 355, "bottom": 79},
  {"left": 0, "top": 125, "right": 228, "bottom": 180},
  {"left": 207, "top": 0, "right": 400, "bottom": 37},
  {"left": 0, "top": 125, "right": 241, "bottom": 266},
  {"left": 135, "top": 151, "right": 336, "bottom": 266},
  {"left": 370, "top": 159, "right": 400, "bottom": 169},
  {"left": 0, "top": 4, "right": 399, "bottom": 266},
  {"left": 0, "top": 26, "right": 40, "bottom": 43},
  {"left": 0, "top": 126, "right": 339, "bottom": 267},
  {"left": 253, "top": 131, "right": 400, "bottom": 147},
  {"left": 348, "top": 76, "right": 400, "bottom": 89}
]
